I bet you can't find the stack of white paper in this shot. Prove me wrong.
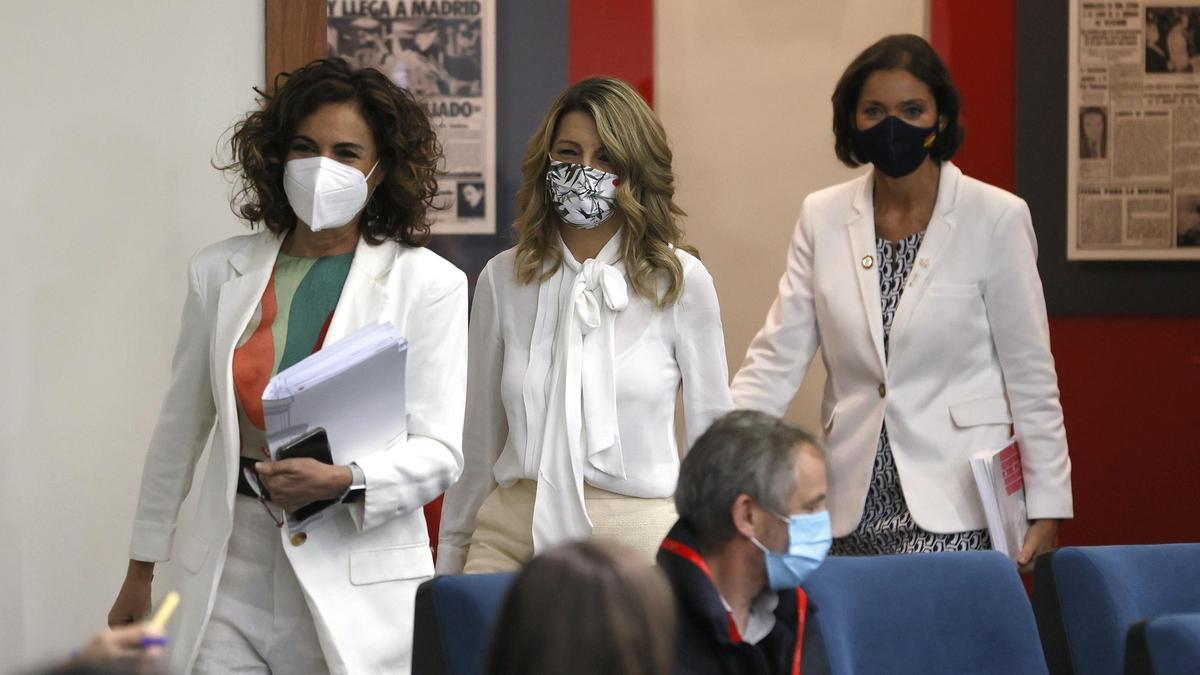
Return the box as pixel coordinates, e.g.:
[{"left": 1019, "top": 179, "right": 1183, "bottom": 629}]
[
  {"left": 264, "top": 321, "right": 405, "bottom": 401},
  {"left": 970, "top": 438, "right": 1029, "bottom": 562},
  {"left": 262, "top": 321, "right": 408, "bottom": 529}
]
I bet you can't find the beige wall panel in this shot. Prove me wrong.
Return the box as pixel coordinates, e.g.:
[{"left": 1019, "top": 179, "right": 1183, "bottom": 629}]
[{"left": 657, "top": 1, "right": 927, "bottom": 431}]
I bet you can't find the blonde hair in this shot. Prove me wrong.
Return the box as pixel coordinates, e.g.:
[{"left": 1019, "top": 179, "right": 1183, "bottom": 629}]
[{"left": 513, "top": 77, "right": 694, "bottom": 307}]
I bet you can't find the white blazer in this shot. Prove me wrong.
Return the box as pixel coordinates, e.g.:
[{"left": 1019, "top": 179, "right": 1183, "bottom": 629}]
[
  {"left": 128, "top": 231, "right": 467, "bottom": 674},
  {"left": 731, "top": 162, "right": 1073, "bottom": 537}
]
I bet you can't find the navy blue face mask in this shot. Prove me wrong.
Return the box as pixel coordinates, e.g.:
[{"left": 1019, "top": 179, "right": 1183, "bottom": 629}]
[{"left": 853, "top": 115, "right": 938, "bottom": 178}]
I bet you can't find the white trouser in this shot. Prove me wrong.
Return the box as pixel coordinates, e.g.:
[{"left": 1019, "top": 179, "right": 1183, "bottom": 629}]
[{"left": 193, "top": 495, "right": 329, "bottom": 674}]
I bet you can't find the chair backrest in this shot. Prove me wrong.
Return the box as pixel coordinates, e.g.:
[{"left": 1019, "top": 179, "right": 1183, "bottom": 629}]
[
  {"left": 1125, "top": 612, "right": 1200, "bottom": 675},
  {"left": 1032, "top": 544, "right": 1200, "bottom": 675},
  {"left": 411, "top": 572, "right": 516, "bottom": 675},
  {"left": 801, "top": 551, "right": 1048, "bottom": 675}
]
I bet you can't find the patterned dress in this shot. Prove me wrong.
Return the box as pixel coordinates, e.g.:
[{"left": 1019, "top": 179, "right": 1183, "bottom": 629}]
[{"left": 830, "top": 231, "right": 992, "bottom": 555}]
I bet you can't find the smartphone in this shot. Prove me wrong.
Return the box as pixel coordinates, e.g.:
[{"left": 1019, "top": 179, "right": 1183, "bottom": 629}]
[
  {"left": 275, "top": 428, "right": 337, "bottom": 521},
  {"left": 276, "top": 427, "right": 333, "bottom": 464}
]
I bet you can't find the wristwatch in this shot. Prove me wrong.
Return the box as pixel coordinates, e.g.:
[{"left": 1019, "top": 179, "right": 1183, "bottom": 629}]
[{"left": 341, "top": 463, "right": 366, "bottom": 504}]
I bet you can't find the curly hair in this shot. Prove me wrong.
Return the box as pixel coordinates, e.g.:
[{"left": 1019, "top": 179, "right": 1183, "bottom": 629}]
[
  {"left": 513, "top": 77, "right": 695, "bottom": 308},
  {"left": 221, "top": 58, "right": 442, "bottom": 247}
]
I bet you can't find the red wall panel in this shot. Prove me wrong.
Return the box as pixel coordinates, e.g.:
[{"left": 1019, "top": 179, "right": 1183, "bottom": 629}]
[
  {"left": 569, "top": 0, "right": 655, "bottom": 106},
  {"left": 1050, "top": 318, "right": 1200, "bottom": 544},
  {"left": 930, "top": 0, "right": 1015, "bottom": 192}
]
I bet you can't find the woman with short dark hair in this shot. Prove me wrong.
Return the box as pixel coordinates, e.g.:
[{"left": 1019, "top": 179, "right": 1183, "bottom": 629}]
[
  {"left": 106, "top": 58, "right": 468, "bottom": 673},
  {"left": 732, "top": 34, "right": 1073, "bottom": 569},
  {"left": 486, "top": 541, "right": 676, "bottom": 675}
]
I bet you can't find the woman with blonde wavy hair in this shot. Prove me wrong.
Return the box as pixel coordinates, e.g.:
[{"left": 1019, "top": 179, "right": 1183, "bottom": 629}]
[{"left": 438, "top": 77, "right": 733, "bottom": 574}]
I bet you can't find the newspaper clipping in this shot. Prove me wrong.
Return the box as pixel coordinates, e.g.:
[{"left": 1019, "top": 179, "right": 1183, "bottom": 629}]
[
  {"left": 1069, "top": 0, "right": 1200, "bottom": 259},
  {"left": 328, "top": 0, "right": 495, "bottom": 234}
]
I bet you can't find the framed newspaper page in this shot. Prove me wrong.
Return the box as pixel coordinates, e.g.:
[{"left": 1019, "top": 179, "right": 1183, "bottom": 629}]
[
  {"left": 1068, "top": 1, "right": 1200, "bottom": 260},
  {"left": 328, "top": 1, "right": 496, "bottom": 235}
]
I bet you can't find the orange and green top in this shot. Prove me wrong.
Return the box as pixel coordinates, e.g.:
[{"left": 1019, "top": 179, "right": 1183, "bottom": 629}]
[{"left": 232, "top": 251, "right": 354, "bottom": 459}]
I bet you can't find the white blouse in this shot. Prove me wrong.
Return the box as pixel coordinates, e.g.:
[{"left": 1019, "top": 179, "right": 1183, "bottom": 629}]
[{"left": 437, "top": 231, "right": 733, "bottom": 573}]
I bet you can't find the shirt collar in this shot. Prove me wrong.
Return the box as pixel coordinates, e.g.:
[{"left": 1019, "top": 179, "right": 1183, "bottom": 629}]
[
  {"left": 718, "top": 589, "right": 780, "bottom": 645},
  {"left": 558, "top": 227, "right": 624, "bottom": 273}
]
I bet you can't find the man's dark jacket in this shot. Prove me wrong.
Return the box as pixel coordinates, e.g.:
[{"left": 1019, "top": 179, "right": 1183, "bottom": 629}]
[{"left": 657, "top": 519, "right": 806, "bottom": 675}]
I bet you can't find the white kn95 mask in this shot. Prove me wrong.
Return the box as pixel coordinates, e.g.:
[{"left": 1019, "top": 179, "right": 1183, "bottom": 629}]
[{"left": 283, "top": 156, "right": 379, "bottom": 232}]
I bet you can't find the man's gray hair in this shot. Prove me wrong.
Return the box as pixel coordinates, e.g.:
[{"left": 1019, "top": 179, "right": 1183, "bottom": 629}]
[{"left": 675, "top": 410, "right": 822, "bottom": 553}]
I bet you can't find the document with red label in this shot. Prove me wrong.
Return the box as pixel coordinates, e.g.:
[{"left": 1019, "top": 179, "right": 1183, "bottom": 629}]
[{"left": 970, "top": 438, "right": 1029, "bottom": 562}]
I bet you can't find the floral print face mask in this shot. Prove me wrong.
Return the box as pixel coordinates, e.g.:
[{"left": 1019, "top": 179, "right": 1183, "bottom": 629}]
[{"left": 545, "top": 158, "right": 620, "bottom": 229}]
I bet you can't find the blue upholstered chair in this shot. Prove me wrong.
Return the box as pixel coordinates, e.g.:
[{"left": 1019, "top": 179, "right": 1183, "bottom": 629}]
[
  {"left": 1125, "top": 613, "right": 1200, "bottom": 675},
  {"left": 411, "top": 572, "right": 516, "bottom": 675},
  {"left": 801, "top": 551, "right": 1048, "bottom": 675},
  {"left": 1032, "top": 544, "right": 1200, "bottom": 675}
]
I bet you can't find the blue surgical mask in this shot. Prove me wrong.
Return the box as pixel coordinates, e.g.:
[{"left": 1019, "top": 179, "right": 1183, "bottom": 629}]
[{"left": 749, "top": 508, "right": 832, "bottom": 590}]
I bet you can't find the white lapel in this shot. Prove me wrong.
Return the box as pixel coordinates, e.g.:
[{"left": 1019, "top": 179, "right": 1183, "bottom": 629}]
[
  {"left": 323, "top": 236, "right": 395, "bottom": 346},
  {"left": 209, "top": 233, "right": 395, "bottom": 473},
  {"left": 212, "top": 232, "right": 284, "bottom": 471},
  {"left": 887, "top": 162, "right": 962, "bottom": 362},
  {"left": 847, "top": 174, "right": 887, "bottom": 372}
]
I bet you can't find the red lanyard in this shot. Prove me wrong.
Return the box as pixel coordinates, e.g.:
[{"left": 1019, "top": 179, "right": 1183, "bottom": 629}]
[
  {"left": 661, "top": 538, "right": 745, "bottom": 641},
  {"left": 661, "top": 537, "right": 808, "bottom": 674},
  {"left": 792, "top": 587, "right": 807, "bottom": 675}
]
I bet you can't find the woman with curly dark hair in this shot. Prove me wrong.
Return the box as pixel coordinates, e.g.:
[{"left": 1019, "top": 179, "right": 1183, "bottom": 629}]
[{"left": 106, "top": 58, "right": 467, "bottom": 674}]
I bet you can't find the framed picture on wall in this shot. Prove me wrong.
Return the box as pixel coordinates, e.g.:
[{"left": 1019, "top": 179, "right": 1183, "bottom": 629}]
[
  {"left": 268, "top": 0, "right": 497, "bottom": 235},
  {"left": 1067, "top": 0, "right": 1200, "bottom": 260},
  {"left": 328, "top": 1, "right": 496, "bottom": 235}
]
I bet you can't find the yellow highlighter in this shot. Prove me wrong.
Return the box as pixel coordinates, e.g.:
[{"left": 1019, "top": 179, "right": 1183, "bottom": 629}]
[{"left": 149, "top": 591, "right": 180, "bottom": 635}]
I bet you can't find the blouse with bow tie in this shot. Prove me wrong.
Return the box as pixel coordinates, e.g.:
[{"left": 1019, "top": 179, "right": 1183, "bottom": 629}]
[{"left": 437, "top": 231, "right": 733, "bottom": 573}]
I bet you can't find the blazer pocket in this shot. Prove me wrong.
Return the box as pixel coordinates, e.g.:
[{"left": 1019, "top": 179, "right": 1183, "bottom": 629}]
[
  {"left": 178, "top": 536, "right": 210, "bottom": 574},
  {"left": 349, "top": 543, "right": 434, "bottom": 586},
  {"left": 949, "top": 397, "right": 1013, "bottom": 428},
  {"left": 928, "top": 282, "right": 980, "bottom": 298}
]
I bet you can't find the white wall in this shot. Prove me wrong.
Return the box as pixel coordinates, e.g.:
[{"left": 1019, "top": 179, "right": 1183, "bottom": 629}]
[
  {"left": 656, "top": 1, "right": 928, "bottom": 430},
  {"left": 0, "top": 2, "right": 263, "bottom": 670}
]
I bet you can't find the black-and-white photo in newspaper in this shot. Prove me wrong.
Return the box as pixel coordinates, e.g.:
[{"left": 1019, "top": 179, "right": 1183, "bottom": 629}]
[
  {"left": 1069, "top": 0, "right": 1200, "bottom": 259},
  {"left": 1176, "top": 193, "right": 1200, "bottom": 244},
  {"left": 328, "top": 0, "right": 495, "bottom": 234},
  {"left": 1080, "top": 106, "right": 1109, "bottom": 159},
  {"left": 1145, "top": 6, "right": 1200, "bottom": 73}
]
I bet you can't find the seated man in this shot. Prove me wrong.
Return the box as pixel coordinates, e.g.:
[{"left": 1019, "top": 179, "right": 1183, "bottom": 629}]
[{"left": 658, "top": 410, "right": 830, "bottom": 675}]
